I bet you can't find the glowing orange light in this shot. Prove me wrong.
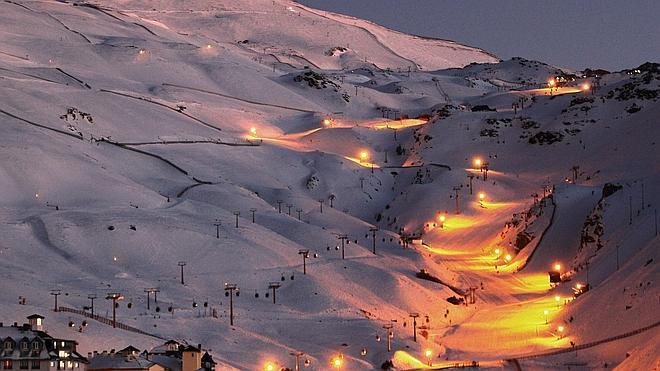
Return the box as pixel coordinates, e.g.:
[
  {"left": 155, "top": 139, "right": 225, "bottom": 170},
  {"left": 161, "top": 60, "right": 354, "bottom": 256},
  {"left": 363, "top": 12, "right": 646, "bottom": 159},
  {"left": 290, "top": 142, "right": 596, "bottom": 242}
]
[
  {"left": 438, "top": 214, "right": 446, "bottom": 222},
  {"left": 504, "top": 254, "right": 512, "bottom": 262},
  {"left": 359, "top": 151, "right": 369, "bottom": 161},
  {"left": 478, "top": 192, "right": 486, "bottom": 200},
  {"left": 558, "top": 325, "right": 564, "bottom": 332},
  {"left": 138, "top": 48, "right": 146, "bottom": 55},
  {"left": 554, "top": 295, "right": 561, "bottom": 302},
  {"left": 576, "top": 283, "right": 582, "bottom": 290},
  {"left": 547, "top": 78, "right": 556, "bottom": 87},
  {"left": 250, "top": 127, "right": 257, "bottom": 136},
  {"left": 323, "top": 118, "right": 332, "bottom": 126},
  {"left": 331, "top": 355, "right": 343, "bottom": 368},
  {"left": 263, "top": 362, "right": 276, "bottom": 371},
  {"left": 494, "top": 248, "right": 501, "bottom": 255},
  {"left": 473, "top": 158, "right": 482, "bottom": 167},
  {"left": 581, "top": 83, "right": 591, "bottom": 91},
  {"left": 206, "top": 44, "right": 212, "bottom": 49},
  {"left": 554, "top": 263, "right": 561, "bottom": 272},
  {"left": 543, "top": 309, "right": 549, "bottom": 315},
  {"left": 424, "top": 349, "right": 433, "bottom": 358}
]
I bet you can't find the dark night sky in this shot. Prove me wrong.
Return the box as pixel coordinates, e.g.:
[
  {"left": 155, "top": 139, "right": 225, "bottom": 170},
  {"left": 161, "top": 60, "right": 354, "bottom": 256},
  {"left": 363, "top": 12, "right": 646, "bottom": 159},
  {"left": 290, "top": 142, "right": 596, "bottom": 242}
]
[{"left": 297, "top": 0, "right": 659, "bottom": 71}]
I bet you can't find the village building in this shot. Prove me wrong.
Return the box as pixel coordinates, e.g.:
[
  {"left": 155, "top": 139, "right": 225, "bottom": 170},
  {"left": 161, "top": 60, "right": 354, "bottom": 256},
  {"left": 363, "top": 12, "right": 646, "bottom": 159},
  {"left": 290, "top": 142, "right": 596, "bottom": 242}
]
[
  {"left": 88, "top": 342, "right": 214, "bottom": 371},
  {"left": 0, "top": 315, "right": 88, "bottom": 371}
]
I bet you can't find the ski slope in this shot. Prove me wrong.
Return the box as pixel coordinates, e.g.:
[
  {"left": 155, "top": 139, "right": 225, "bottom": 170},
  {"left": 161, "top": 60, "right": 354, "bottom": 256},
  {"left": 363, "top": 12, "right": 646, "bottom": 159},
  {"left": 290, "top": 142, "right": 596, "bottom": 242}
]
[{"left": 0, "top": 1, "right": 658, "bottom": 370}]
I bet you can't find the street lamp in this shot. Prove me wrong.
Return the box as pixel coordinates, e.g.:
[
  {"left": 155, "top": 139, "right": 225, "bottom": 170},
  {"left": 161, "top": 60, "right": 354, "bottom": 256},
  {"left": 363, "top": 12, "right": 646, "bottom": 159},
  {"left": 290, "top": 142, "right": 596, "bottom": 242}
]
[
  {"left": 105, "top": 293, "right": 124, "bottom": 328},
  {"left": 473, "top": 158, "right": 482, "bottom": 169},
  {"left": 250, "top": 127, "right": 257, "bottom": 136},
  {"left": 331, "top": 354, "right": 343, "bottom": 369},
  {"left": 263, "top": 362, "right": 276, "bottom": 371},
  {"left": 359, "top": 150, "right": 369, "bottom": 163},
  {"left": 424, "top": 349, "right": 433, "bottom": 367},
  {"left": 543, "top": 309, "right": 549, "bottom": 324},
  {"left": 438, "top": 214, "right": 446, "bottom": 229},
  {"left": 553, "top": 263, "right": 561, "bottom": 272},
  {"left": 557, "top": 325, "right": 565, "bottom": 338},
  {"left": 504, "top": 254, "right": 512, "bottom": 262},
  {"left": 323, "top": 118, "right": 332, "bottom": 127},
  {"left": 494, "top": 248, "right": 501, "bottom": 256}
]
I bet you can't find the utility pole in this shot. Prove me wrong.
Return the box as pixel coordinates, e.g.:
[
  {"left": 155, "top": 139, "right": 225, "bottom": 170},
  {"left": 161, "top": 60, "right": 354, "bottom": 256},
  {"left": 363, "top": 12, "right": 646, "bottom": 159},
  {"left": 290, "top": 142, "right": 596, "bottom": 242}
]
[
  {"left": 571, "top": 165, "right": 580, "bottom": 183},
  {"left": 249, "top": 208, "right": 257, "bottom": 223},
  {"left": 233, "top": 211, "right": 240, "bottom": 228},
  {"left": 153, "top": 288, "right": 160, "bottom": 303},
  {"left": 213, "top": 219, "right": 221, "bottom": 239},
  {"left": 383, "top": 323, "right": 394, "bottom": 352},
  {"left": 318, "top": 199, "right": 324, "bottom": 213},
  {"left": 144, "top": 289, "right": 152, "bottom": 310},
  {"left": 481, "top": 161, "right": 490, "bottom": 181},
  {"left": 290, "top": 351, "right": 305, "bottom": 371},
  {"left": 359, "top": 177, "right": 365, "bottom": 190},
  {"left": 329, "top": 195, "right": 335, "bottom": 208},
  {"left": 409, "top": 313, "right": 419, "bottom": 342},
  {"left": 105, "top": 293, "right": 123, "bottom": 328},
  {"left": 337, "top": 234, "right": 348, "bottom": 259},
  {"left": 268, "top": 282, "right": 281, "bottom": 304},
  {"left": 298, "top": 249, "right": 310, "bottom": 274},
  {"left": 224, "top": 283, "right": 239, "bottom": 326},
  {"left": 616, "top": 244, "right": 619, "bottom": 271},
  {"left": 277, "top": 200, "right": 283, "bottom": 213},
  {"left": 369, "top": 227, "right": 379, "bottom": 254},
  {"left": 50, "top": 290, "right": 61, "bottom": 312},
  {"left": 452, "top": 186, "right": 461, "bottom": 214},
  {"left": 296, "top": 208, "right": 303, "bottom": 221},
  {"left": 629, "top": 196, "right": 633, "bottom": 225},
  {"left": 286, "top": 204, "right": 293, "bottom": 216},
  {"left": 467, "top": 174, "right": 475, "bottom": 195},
  {"left": 178, "top": 261, "right": 187, "bottom": 285},
  {"left": 88, "top": 294, "right": 97, "bottom": 316}
]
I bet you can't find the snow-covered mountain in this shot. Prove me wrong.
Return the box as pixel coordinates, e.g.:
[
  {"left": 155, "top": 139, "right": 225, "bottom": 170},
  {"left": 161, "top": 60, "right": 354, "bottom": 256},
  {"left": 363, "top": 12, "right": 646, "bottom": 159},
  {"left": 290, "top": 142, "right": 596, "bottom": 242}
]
[{"left": 0, "top": 1, "right": 658, "bottom": 370}]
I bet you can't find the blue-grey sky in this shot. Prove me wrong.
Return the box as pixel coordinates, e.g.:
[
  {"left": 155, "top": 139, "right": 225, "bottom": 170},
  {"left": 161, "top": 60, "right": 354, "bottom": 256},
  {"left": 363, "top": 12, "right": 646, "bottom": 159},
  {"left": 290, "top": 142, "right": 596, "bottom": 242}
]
[{"left": 298, "top": 0, "right": 659, "bottom": 71}]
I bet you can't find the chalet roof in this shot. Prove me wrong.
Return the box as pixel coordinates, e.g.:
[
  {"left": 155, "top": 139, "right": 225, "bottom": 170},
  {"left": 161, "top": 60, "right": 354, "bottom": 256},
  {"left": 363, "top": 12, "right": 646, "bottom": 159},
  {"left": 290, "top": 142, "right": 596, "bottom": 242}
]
[{"left": 89, "top": 353, "right": 156, "bottom": 370}]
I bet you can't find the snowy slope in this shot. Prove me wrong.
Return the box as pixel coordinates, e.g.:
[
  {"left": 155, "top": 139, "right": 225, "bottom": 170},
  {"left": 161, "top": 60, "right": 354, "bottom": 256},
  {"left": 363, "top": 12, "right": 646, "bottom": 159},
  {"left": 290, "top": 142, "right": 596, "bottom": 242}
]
[{"left": 1, "top": 1, "right": 658, "bottom": 370}]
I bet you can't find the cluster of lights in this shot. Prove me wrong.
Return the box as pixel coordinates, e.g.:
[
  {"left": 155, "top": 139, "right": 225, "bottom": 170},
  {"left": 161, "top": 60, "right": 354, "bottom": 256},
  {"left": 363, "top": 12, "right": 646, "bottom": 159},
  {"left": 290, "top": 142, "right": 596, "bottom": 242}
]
[{"left": 359, "top": 150, "right": 369, "bottom": 162}]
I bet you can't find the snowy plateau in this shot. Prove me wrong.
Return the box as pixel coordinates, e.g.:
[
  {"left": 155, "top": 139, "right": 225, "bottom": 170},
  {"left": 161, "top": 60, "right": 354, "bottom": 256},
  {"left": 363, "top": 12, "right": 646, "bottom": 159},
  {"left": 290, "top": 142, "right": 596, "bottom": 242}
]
[{"left": 0, "top": 0, "right": 658, "bottom": 370}]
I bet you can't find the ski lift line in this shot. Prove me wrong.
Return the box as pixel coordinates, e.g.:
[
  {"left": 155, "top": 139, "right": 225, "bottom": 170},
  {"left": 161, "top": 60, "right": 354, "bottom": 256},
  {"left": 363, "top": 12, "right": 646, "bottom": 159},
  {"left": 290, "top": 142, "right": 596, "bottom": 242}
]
[
  {"left": 0, "top": 108, "right": 83, "bottom": 140},
  {"left": 0, "top": 50, "right": 29, "bottom": 61},
  {"left": 98, "top": 89, "right": 223, "bottom": 133},
  {"left": 73, "top": 3, "right": 128, "bottom": 24},
  {"left": 55, "top": 68, "right": 91, "bottom": 89},
  {"left": 161, "top": 83, "right": 320, "bottom": 114},
  {"left": 0, "top": 67, "right": 65, "bottom": 85}
]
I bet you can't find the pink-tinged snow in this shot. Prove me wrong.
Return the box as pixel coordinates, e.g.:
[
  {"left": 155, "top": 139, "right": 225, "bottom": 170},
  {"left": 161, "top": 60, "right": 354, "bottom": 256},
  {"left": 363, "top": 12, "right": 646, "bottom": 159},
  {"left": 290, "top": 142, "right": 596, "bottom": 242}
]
[{"left": 0, "top": 0, "right": 658, "bottom": 370}]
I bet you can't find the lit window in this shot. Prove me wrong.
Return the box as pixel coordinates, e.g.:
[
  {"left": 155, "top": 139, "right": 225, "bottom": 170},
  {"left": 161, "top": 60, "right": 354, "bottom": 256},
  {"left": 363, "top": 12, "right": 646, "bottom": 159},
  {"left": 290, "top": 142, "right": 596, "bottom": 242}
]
[{"left": 4, "top": 361, "right": 14, "bottom": 370}]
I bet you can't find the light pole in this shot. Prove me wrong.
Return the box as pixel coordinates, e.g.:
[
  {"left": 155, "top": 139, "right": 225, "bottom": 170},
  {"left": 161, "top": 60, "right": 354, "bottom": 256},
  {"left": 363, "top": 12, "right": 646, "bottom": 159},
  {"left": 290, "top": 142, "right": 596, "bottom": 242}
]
[
  {"left": 178, "top": 261, "right": 187, "bottom": 285},
  {"left": 467, "top": 174, "right": 475, "bottom": 194},
  {"left": 268, "top": 282, "right": 281, "bottom": 304},
  {"left": 50, "top": 290, "right": 61, "bottom": 312},
  {"left": 318, "top": 199, "right": 324, "bottom": 213},
  {"left": 451, "top": 186, "right": 461, "bottom": 214},
  {"left": 290, "top": 351, "right": 306, "bottom": 371},
  {"left": 337, "top": 234, "right": 348, "bottom": 259},
  {"left": 298, "top": 249, "right": 310, "bottom": 274},
  {"left": 233, "top": 211, "right": 240, "bottom": 228},
  {"left": 409, "top": 313, "right": 419, "bottom": 342},
  {"left": 287, "top": 204, "right": 293, "bottom": 216},
  {"left": 424, "top": 349, "right": 433, "bottom": 367},
  {"left": 88, "top": 294, "right": 97, "bottom": 316},
  {"left": 277, "top": 200, "right": 283, "bottom": 213},
  {"left": 543, "top": 309, "right": 549, "bottom": 324},
  {"left": 369, "top": 227, "right": 378, "bottom": 254},
  {"left": 296, "top": 208, "right": 303, "bottom": 221},
  {"left": 382, "top": 323, "right": 394, "bottom": 352},
  {"left": 213, "top": 219, "right": 221, "bottom": 239},
  {"left": 249, "top": 208, "right": 257, "bottom": 223},
  {"left": 224, "top": 283, "right": 239, "bottom": 326},
  {"left": 105, "top": 293, "right": 123, "bottom": 328}
]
